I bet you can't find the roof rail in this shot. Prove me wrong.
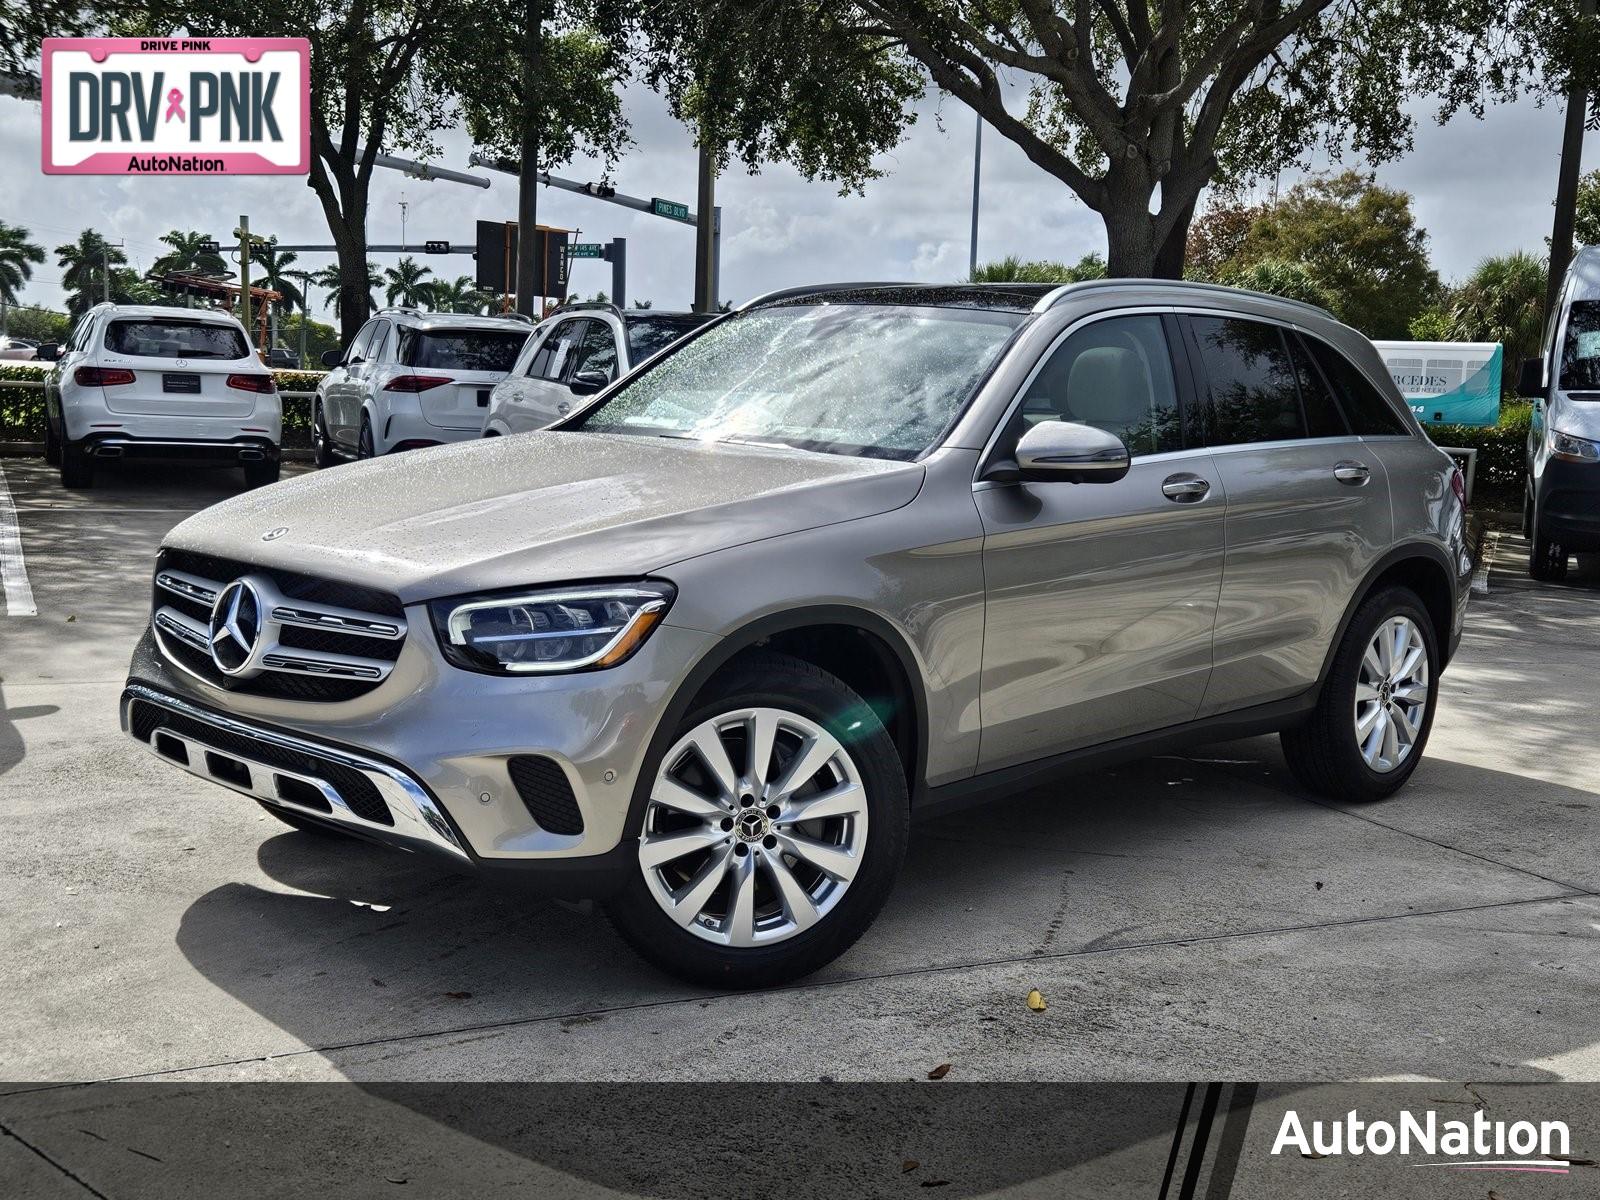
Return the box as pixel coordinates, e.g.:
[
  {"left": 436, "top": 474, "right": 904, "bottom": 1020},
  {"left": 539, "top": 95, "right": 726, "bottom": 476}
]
[
  {"left": 739, "top": 282, "right": 914, "bottom": 310},
  {"left": 1036, "top": 277, "right": 1337, "bottom": 321},
  {"left": 375, "top": 306, "right": 421, "bottom": 316},
  {"left": 552, "top": 300, "right": 625, "bottom": 318}
]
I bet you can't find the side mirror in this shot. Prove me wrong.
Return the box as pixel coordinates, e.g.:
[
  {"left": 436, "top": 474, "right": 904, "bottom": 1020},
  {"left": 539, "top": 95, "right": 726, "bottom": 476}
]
[
  {"left": 569, "top": 369, "right": 611, "bottom": 397},
  {"left": 1516, "top": 355, "right": 1546, "bottom": 399},
  {"left": 36, "top": 342, "right": 59, "bottom": 362},
  {"left": 992, "top": 421, "right": 1132, "bottom": 485},
  {"left": 320, "top": 348, "right": 343, "bottom": 369}
]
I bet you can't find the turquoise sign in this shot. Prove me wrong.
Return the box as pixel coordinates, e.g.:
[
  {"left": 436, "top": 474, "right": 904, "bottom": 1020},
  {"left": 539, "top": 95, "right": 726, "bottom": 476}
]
[{"left": 1372, "top": 341, "right": 1502, "bottom": 427}]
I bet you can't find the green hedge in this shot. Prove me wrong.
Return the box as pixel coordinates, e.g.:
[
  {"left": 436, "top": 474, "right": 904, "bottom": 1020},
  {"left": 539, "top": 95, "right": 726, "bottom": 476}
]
[
  {"left": 0, "top": 364, "right": 322, "bottom": 446},
  {"left": 1426, "top": 401, "right": 1529, "bottom": 500}
]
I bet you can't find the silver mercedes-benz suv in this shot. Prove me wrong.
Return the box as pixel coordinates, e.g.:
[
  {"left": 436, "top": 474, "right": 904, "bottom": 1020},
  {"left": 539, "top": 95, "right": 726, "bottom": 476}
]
[{"left": 122, "top": 280, "right": 1472, "bottom": 987}]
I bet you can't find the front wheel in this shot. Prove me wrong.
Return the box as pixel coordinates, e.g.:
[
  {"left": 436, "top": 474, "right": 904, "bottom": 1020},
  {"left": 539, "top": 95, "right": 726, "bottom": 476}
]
[
  {"left": 1530, "top": 524, "right": 1569, "bottom": 582},
  {"left": 1281, "top": 586, "right": 1439, "bottom": 802},
  {"left": 44, "top": 414, "right": 61, "bottom": 466},
  {"left": 605, "top": 652, "right": 909, "bottom": 988},
  {"left": 312, "top": 402, "right": 339, "bottom": 468}
]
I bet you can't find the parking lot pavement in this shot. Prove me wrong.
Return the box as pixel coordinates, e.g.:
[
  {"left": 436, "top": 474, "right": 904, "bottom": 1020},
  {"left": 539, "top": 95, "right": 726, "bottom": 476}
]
[{"left": 2, "top": 457, "right": 1598, "bottom": 1085}]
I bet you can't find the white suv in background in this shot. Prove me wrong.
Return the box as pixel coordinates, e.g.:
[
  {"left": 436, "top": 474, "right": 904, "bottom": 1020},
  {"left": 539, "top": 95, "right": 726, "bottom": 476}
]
[
  {"left": 40, "top": 304, "right": 280, "bottom": 490},
  {"left": 482, "top": 305, "right": 712, "bottom": 435},
  {"left": 312, "top": 309, "right": 532, "bottom": 463}
]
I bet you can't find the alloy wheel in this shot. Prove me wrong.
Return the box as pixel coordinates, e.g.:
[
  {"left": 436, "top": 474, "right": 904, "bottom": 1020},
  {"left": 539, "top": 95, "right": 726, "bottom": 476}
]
[
  {"left": 638, "top": 706, "right": 869, "bottom": 947},
  {"left": 1353, "top": 615, "right": 1430, "bottom": 773}
]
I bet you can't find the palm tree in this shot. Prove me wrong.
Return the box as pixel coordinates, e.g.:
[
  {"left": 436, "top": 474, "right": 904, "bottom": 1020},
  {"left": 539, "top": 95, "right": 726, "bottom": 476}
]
[
  {"left": 1443, "top": 252, "right": 1548, "bottom": 373},
  {"left": 250, "top": 239, "right": 305, "bottom": 348},
  {"left": 56, "top": 230, "right": 128, "bottom": 317},
  {"left": 382, "top": 256, "right": 436, "bottom": 308},
  {"left": 0, "top": 222, "right": 45, "bottom": 335},
  {"left": 428, "top": 274, "right": 493, "bottom": 314},
  {"left": 151, "top": 229, "right": 227, "bottom": 277},
  {"left": 970, "top": 253, "right": 1107, "bottom": 284},
  {"left": 312, "top": 262, "right": 378, "bottom": 314}
]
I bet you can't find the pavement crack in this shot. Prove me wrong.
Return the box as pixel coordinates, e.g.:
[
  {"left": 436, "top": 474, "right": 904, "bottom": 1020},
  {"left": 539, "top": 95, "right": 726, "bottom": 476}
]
[{"left": 0, "top": 1118, "right": 113, "bottom": 1198}]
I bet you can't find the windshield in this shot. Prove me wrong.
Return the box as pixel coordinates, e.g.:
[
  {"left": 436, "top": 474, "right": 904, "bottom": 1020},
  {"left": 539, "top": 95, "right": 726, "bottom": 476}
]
[
  {"left": 624, "top": 314, "right": 711, "bottom": 365},
  {"left": 398, "top": 328, "right": 529, "bottom": 372},
  {"left": 1561, "top": 300, "right": 1600, "bottom": 392},
  {"left": 573, "top": 303, "right": 1023, "bottom": 459},
  {"left": 105, "top": 319, "right": 249, "bottom": 360}
]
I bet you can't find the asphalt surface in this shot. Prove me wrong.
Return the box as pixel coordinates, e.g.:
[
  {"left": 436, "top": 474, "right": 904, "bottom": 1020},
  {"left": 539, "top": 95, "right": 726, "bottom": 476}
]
[{"left": 2, "top": 456, "right": 1599, "bottom": 1085}]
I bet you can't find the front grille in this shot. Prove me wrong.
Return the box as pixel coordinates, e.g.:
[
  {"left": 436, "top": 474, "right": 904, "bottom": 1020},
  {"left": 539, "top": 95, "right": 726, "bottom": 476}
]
[
  {"left": 507, "top": 755, "right": 585, "bottom": 835},
  {"left": 128, "top": 698, "right": 391, "bottom": 825},
  {"left": 151, "top": 548, "right": 406, "bottom": 703}
]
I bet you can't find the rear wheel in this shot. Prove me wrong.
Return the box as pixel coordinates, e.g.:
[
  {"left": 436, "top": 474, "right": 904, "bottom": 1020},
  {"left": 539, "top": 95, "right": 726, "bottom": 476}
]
[
  {"left": 312, "top": 402, "right": 339, "bottom": 468},
  {"left": 358, "top": 413, "right": 375, "bottom": 459},
  {"left": 59, "top": 438, "right": 93, "bottom": 489},
  {"left": 606, "top": 652, "right": 909, "bottom": 988},
  {"left": 1281, "top": 586, "right": 1439, "bottom": 802},
  {"left": 243, "top": 457, "right": 281, "bottom": 488}
]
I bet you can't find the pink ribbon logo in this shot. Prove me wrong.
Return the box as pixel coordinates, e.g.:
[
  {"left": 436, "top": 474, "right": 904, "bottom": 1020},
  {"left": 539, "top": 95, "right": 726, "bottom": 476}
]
[{"left": 164, "top": 88, "right": 185, "bottom": 123}]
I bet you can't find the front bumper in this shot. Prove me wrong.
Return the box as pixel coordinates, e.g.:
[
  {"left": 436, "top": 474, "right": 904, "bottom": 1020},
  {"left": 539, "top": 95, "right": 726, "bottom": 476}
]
[{"left": 1536, "top": 457, "right": 1600, "bottom": 551}]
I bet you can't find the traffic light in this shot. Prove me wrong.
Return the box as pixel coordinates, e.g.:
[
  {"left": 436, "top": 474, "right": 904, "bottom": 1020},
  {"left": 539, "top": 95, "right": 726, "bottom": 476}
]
[{"left": 423, "top": 240, "right": 450, "bottom": 254}]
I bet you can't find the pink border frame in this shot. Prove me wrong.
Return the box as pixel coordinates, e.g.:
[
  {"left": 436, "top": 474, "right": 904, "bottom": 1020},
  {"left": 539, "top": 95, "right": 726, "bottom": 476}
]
[{"left": 41, "top": 37, "right": 311, "bottom": 175}]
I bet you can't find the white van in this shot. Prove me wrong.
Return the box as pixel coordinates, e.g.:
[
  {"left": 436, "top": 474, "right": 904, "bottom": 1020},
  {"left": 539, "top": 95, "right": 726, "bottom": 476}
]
[
  {"left": 39, "top": 304, "right": 281, "bottom": 490},
  {"left": 1518, "top": 247, "right": 1600, "bottom": 580}
]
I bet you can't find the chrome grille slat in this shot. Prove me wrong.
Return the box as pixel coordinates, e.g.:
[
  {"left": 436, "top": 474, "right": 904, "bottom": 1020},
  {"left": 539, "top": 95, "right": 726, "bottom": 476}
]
[{"left": 151, "top": 553, "right": 407, "bottom": 701}]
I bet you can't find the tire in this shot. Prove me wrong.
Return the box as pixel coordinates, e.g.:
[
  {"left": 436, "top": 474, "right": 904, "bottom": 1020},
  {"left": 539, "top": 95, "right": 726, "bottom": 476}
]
[
  {"left": 59, "top": 439, "right": 93, "bottom": 489},
  {"left": 605, "top": 651, "right": 910, "bottom": 988},
  {"left": 1529, "top": 521, "right": 1569, "bottom": 583},
  {"left": 254, "top": 800, "right": 348, "bottom": 837},
  {"left": 1522, "top": 481, "right": 1535, "bottom": 540},
  {"left": 358, "top": 413, "right": 375, "bottom": 459},
  {"left": 44, "top": 414, "right": 61, "bottom": 466},
  {"left": 243, "top": 457, "right": 281, "bottom": 488},
  {"left": 312, "top": 402, "right": 339, "bottom": 468},
  {"left": 1280, "top": 586, "right": 1439, "bottom": 803}
]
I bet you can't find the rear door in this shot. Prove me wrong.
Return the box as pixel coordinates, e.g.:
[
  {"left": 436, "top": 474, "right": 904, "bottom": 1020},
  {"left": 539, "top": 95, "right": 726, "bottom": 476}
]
[
  {"left": 976, "top": 312, "right": 1226, "bottom": 769},
  {"left": 96, "top": 316, "right": 258, "bottom": 418},
  {"left": 511, "top": 317, "right": 588, "bottom": 429},
  {"left": 326, "top": 320, "right": 379, "bottom": 449},
  {"left": 1182, "top": 312, "right": 1394, "bottom": 716}
]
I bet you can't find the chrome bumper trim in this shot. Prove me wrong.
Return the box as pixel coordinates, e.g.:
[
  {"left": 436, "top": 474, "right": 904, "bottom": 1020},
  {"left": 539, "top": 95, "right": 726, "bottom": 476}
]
[{"left": 121, "top": 682, "right": 471, "bottom": 862}]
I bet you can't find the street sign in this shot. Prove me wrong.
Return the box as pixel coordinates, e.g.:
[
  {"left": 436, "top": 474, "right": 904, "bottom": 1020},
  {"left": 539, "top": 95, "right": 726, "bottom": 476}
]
[
  {"left": 473, "top": 219, "right": 569, "bottom": 300},
  {"left": 567, "top": 243, "right": 604, "bottom": 259},
  {"left": 423, "top": 240, "right": 450, "bottom": 254},
  {"left": 651, "top": 197, "right": 692, "bottom": 223}
]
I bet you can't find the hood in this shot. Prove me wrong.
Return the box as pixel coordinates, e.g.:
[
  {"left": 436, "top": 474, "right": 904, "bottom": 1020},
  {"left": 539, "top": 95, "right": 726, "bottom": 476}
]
[{"left": 164, "top": 432, "right": 924, "bottom": 602}]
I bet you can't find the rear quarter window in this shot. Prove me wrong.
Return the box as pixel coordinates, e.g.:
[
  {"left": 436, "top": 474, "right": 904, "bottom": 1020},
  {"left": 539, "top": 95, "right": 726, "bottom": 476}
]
[
  {"left": 1304, "top": 336, "right": 1410, "bottom": 436},
  {"left": 105, "top": 319, "right": 249, "bottom": 360}
]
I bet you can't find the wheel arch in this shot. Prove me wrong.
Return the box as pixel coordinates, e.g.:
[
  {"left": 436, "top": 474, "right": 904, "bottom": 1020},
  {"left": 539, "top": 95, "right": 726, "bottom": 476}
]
[
  {"left": 1318, "top": 542, "right": 1457, "bottom": 687},
  {"left": 623, "top": 606, "right": 932, "bottom": 840}
]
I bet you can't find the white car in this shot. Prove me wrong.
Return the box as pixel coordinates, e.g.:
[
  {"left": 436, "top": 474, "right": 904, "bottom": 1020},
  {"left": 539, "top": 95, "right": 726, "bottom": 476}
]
[
  {"left": 40, "top": 304, "right": 280, "bottom": 490},
  {"left": 311, "top": 309, "right": 532, "bottom": 464},
  {"left": 0, "top": 335, "right": 38, "bottom": 360},
  {"left": 482, "top": 305, "right": 712, "bottom": 435}
]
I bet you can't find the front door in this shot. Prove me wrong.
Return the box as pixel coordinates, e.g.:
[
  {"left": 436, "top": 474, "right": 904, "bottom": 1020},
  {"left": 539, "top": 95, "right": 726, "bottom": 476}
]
[{"left": 976, "top": 312, "right": 1226, "bottom": 770}]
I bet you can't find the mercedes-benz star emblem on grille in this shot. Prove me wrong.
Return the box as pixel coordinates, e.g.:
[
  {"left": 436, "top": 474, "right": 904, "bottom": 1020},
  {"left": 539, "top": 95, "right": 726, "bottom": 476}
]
[
  {"left": 261, "top": 527, "right": 288, "bottom": 542},
  {"left": 208, "top": 578, "right": 265, "bottom": 677}
]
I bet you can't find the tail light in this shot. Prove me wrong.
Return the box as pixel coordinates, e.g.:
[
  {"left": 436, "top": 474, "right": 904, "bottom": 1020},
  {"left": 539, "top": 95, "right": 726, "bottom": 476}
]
[
  {"left": 383, "top": 375, "right": 452, "bottom": 393},
  {"left": 1449, "top": 465, "right": 1467, "bottom": 509},
  {"left": 226, "top": 373, "right": 277, "bottom": 394},
  {"left": 74, "top": 366, "right": 135, "bottom": 387}
]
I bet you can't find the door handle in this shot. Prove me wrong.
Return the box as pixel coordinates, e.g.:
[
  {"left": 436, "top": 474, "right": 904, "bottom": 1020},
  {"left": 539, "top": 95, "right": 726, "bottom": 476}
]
[
  {"left": 1333, "top": 460, "right": 1371, "bottom": 485},
  {"left": 1161, "top": 473, "right": 1210, "bottom": 502}
]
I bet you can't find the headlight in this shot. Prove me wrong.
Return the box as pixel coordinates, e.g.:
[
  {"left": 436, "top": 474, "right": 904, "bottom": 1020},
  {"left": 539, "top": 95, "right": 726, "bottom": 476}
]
[
  {"left": 1551, "top": 430, "right": 1600, "bottom": 463},
  {"left": 430, "top": 582, "right": 675, "bottom": 674}
]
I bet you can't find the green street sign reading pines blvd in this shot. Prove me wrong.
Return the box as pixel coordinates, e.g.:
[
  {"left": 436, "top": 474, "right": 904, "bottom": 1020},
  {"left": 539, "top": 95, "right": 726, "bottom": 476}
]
[
  {"left": 651, "top": 197, "right": 692, "bottom": 223},
  {"left": 567, "top": 243, "right": 604, "bottom": 258}
]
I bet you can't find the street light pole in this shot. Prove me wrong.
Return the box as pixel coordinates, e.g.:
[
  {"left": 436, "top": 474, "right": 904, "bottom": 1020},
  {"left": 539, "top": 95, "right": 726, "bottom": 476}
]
[
  {"left": 1547, "top": 0, "right": 1596, "bottom": 318},
  {"left": 694, "top": 139, "right": 717, "bottom": 312},
  {"left": 969, "top": 111, "right": 982, "bottom": 280}
]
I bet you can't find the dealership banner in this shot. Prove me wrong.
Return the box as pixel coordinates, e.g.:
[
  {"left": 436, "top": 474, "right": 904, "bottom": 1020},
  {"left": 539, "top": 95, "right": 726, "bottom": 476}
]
[
  {"left": 41, "top": 37, "right": 310, "bottom": 175},
  {"left": 1372, "top": 340, "right": 1503, "bottom": 427}
]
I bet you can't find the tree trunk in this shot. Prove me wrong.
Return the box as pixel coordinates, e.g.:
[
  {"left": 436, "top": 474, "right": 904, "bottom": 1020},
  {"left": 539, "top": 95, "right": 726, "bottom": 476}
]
[
  {"left": 1101, "top": 163, "right": 1159, "bottom": 277},
  {"left": 1153, "top": 193, "right": 1198, "bottom": 280},
  {"left": 516, "top": 0, "right": 543, "bottom": 317}
]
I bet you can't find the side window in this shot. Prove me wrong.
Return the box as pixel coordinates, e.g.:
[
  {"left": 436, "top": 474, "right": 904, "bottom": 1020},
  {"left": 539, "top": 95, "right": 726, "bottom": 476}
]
[
  {"left": 1286, "top": 333, "right": 1350, "bottom": 438},
  {"left": 1190, "top": 316, "right": 1307, "bottom": 446},
  {"left": 529, "top": 319, "right": 583, "bottom": 381},
  {"left": 1304, "top": 336, "right": 1409, "bottom": 436},
  {"left": 366, "top": 320, "right": 392, "bottom": 363},
  {"left": 570, "top": 320, "right": 619, "bottom": 382},
  {"left": 1014, "top": 314, "right": 1182, "bottom": 456},
  {"left": 347, "top": 320, "right": 378, "bottom": 365}
]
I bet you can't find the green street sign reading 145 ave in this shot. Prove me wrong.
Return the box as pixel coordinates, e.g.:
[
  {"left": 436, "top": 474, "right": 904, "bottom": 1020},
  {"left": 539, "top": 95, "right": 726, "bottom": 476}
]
[
  {"left": 567, "top": 243, "right": 604, "bottom": 258},
  {"left": 651, "top": 197, "right": 692, "bottom": 223}
]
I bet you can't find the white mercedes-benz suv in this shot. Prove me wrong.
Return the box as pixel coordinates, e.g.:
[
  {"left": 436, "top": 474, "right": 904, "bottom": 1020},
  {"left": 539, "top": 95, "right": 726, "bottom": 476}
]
[
  {"left": 311, "top": 309, "right": 532, "bottom": 463},
  {"left": 40, "top": 304, "right": 281, "bottom": 490}
]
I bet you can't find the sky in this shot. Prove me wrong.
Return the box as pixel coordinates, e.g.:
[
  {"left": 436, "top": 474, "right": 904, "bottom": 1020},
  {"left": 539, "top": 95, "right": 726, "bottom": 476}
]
[{"left": 4, "top": 69, "right": 1600, "bottom": 318}]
